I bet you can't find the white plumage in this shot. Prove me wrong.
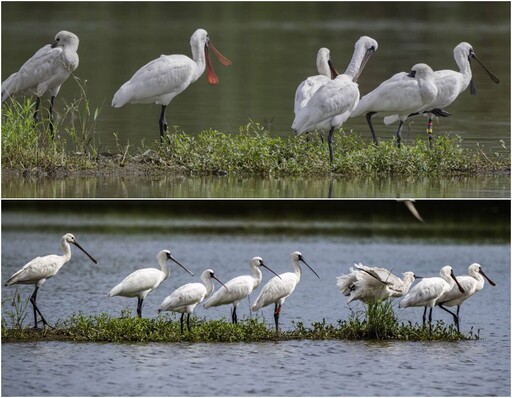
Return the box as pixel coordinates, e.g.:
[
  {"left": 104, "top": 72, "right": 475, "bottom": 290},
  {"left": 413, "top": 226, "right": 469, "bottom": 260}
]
[
  {"left": 159, "top": 268, "right": 227, "bottom": 333},
  {"left": 4, "top": 233, "right": 96, "bottom": 328},
  {"left": 252, "top": 251, "right": 319, "bottom": 331},
  {"left": 293, "top": 47, "right": 338, "bottom": 115},
  {"left": 2, "top": 30, "right": 79, "bottom": 133},
  {"left": 293, "top": 36, "right": 378, "bottom": 163},
  {"left": 337, "top": 263, "right": 415, "bottom": 304},
  {"left": 108, "top": 249, "right": 194, "bottom": 318},
  {"left": 351, "top": 63, "right": 438, "bottom": 147},
  {"left": 436, "top": 263, "right": 495, "bottom": 331},
  {"left": 383, "top": 42, "right": 499, "bottom": 146},
  {"left": 399, "top": 265, "right": 465, "bottom": 327},
  {"left": 203, "top": 256, "right": 280, "bottom": 324},
  {"left": 112, "top": 28, "right": 231, "bottom": 141}
]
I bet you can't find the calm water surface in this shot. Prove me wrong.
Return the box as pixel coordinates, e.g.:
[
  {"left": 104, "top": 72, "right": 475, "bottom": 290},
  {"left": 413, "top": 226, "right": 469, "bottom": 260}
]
[
  {"left": 1, "top": 2, "right": 510, "bottom": 198},
  {"left": 2, "top": 208, "right": 510, "bottom": 396}
]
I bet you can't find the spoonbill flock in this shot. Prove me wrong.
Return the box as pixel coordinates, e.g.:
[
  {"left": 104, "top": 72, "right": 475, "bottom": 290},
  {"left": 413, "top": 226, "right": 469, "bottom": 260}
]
[
  {"left": 1, "top": 29, "right": 499, "bottom": 163},
  {"left": 4, "top": 234, "right": 496, "bottom": 333}
]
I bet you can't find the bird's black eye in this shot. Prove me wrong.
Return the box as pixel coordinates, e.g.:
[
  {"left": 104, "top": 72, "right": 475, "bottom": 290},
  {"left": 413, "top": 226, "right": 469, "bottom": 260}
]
[{"left": 210, "top": 271, "right": 215, "bottom": 277}]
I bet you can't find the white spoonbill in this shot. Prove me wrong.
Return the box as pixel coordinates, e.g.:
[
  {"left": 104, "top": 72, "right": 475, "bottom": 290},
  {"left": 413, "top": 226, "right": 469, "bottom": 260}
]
[
  {"left": 203, "top": 256, "right": 281, "bottom": 324},
  {"left": 251, "top": 251, "right": 320, "bottom": 331},
  {"left": 351, "top": 63, "right": 438, "bottom": 147},
  {"left": 4, "top": 233, "right": 97, "bottom": 328},
  {"left": 292, "top": 36, "right": 378, "bottom": 163},
  {"left": 399, "top": 265, "right": 465, "bottom": 327},
  {"left": 383, "top": 42, "right": 499, "bottom": 147},
  {"left": 293, "top": 47, "right": 339, "bottom": 115},
  {"left": 2, "top": 31, "right": 79, "bottom": 135},
  {"left": 337, "top": 263, "right": 415, "bottom": 304},
  {"left": 109, "top": 249, "right": 194, "bottom": 318},
  {"left": 436, "top": 263, "right": 496, "bottom": 332},
  {"left": 112, "top": 28, "right": 231, "bottom": 142},
  {"left": 158, "top": 268, "right": 228, "bottom": 333}
]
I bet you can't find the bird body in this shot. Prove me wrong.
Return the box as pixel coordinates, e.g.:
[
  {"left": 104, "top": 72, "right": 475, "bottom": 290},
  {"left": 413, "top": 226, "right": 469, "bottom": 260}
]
[
  {"left": 382, "top": 43, "right": 499, "bottom": 146},
  {"left": 436, "top": 263, "right": 495, "bottom": 331},
  {"left": 293, "top": 47, "right": 338, "bottom": 115},
  {"left": 252, "top": 251, "right": 319, "bottom": 331},
  {"left": 337, "top": 263, "right": 415, "bottom": 304},
  {"left": 109, "top": 249, "right": 193, "bottom": 317},
  {"left": 159, "top": 269, "right": 227, "bottom": 332},
  {"left": 292, "top": 36, "right": 378, "bottom": 163},
  {"left": 351, "top": 63, "right": 438, "bottom": 147},
  {"left": 112, "top": 28, "right": 231, "bottom": 141},
  {"left": 2, "top": 31, "right": 79, "bottom": 133},
  {"left": 399, "top": 265, "right": 465, "bottom": 326},
  {"left": 5, "top": 233, "right": 96, "bottom": 328},
  {"left": 203, "top": 256, "right": 280, "bottom": 323}
]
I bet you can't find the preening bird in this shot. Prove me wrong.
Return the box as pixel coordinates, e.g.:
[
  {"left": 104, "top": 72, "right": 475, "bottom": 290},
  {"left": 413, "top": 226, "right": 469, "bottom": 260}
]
[
  {"left": 351, "top": 63, "right": 438, "bottom": 147},
  {"left": 292, "top": 36, "right": 378, "bottom": 163},
  {"left": 399, "top": 265, "right": 465, "bottom": 328},
  {"left": 109, "top": 249, "right": 194, "bottom": 318},
  {"left": 251, "top": 251, "right": 320, "bottom": 331},
  {"left": 436, "top": 263, "right": 496, "bottom": 331},
  {"left": 293, "top": 47, "right": 339, "bottom": 116},
  {"left": 337, "top": 263, "right": 415, "bottom": 304},
  {"left": 159, "top": 268, "right": 228, "bottom": 333},
  {"left": 203, "top": 256, "right": 281, "bottom": 324},
  {"left": 383, "top": 42, "right": 499, "bottom": 147},
  {"left": 112, "top": 28, "right": 231, "bottom": 142},
  {"left": 4, "top": 233, "right": 97, "bottom": 328},
  {"left": 2, "top": 31, "right": 80, "bottom": 134}
]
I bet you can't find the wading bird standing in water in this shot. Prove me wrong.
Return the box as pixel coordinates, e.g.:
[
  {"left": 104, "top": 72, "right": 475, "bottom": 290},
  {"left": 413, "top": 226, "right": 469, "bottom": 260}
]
[
  {"left": 4, "top": 233, "right": 97, "bottom": 329},
  {"left": 2, "top": 31, "right": 80, "bottom": 135},
  {"left": 112, "top": 28, "right": 231, "bottom": 142}
]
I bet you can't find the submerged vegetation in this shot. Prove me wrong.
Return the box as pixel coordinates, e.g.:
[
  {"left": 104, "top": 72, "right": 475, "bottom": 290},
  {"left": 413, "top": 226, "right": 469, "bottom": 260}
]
[
  {"left": 2, "top": 300, "right": 476, "bottom": 343},
  {"left": 1, "top": 93, "right": 509, "bottom": 178}
]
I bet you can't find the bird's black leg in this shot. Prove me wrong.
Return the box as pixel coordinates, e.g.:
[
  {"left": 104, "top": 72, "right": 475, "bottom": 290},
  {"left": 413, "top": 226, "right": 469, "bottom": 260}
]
[
  {"left": 159, "top": 105, "right": 168, "bottom": 142},
  {"left": 180, "top": 313, "right": 184, "bottom": 334},
  {"left": 366, "top": 112, "right": 379, "bottom": 145},
  {"left": 137, "top": 298, "right": 143, "bottom": 318},
  {"left": 396, "top": 120, "right": 404, "bottom": 148},
  {"left": 438, "top": 304, "right": 460, "bottom": 332},
  {"left": 327, "top": 126, "right": 335, "bottom": 164},
  {"left": 30, "top": 286, "right": 49, "bottom": 329},
  {"left": 274, "top": 303, "right": 281, "bottom": 332},
  {"left": 49, "top": 96, "right": 56, "bottom": 138},
  {"left": 231, "top": 307, "right": 238, "bottom": 324},
  {"left": 426, "top": 115, "right": 433, "bottom": 149},
  {"left": 33, "top": 97, "right": 41, "bottom": 124},
  {"left": 186, "top": 314, "right": 191, "bottom": 332},
  {"left": 422, "top": 306, "right": 427, "bottom": 326}
]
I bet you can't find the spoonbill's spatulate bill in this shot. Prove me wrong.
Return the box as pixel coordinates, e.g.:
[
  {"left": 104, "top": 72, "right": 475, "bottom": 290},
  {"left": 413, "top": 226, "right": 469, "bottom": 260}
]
[
  {"left": 1, "top": 31, "right": 80, "bottom": 135},
  {"left": 436, "top": 263, "right": 495, "bottom": 331},
  {"left": 4, "top": 233, "right": 97, "bottom": 329},
  {"left": 203, "top": 256, "right": 281, "bottom": 324},
  {"left": 383, "top": 42, "right": 499, "bottom": 147},
  {"left": 159, "top": 268, "right": 228, "bottom": 333},
  {"left": 112, "top": 28, "right": 231, "bottom": 142},
  {"left": 252, "top": 251, "right": 319, "bottom": 331},
  {"left": 337, "top": 263, "right": 415, "bottom": 304},
  {"left": 109, "top": 250, "right": 194, "bottom": 318},
  {"left": 294, "top": 47, "right": 339, "bottom": 116},
  {"left": 351, "top": 63, "right": 438, "bottom": 148},
  {"left": 293, "top": 36, "right": 378, "bottom": 163},
  {"left": 399, "top": 265, "right": 465, "bottom": 328}
]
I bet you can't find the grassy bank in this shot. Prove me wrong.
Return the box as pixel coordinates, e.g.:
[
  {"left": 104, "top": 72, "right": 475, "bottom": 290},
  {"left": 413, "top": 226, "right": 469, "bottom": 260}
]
[
  {"left": 2, "top": 98, "right": 509, "bottom": 178},
  {"left": 2, "top": 302, "right": 474, "bottom": 343}
]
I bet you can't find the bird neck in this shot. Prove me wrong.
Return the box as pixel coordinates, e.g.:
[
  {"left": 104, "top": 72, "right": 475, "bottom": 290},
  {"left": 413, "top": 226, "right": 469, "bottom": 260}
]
[
  {"left": 454, "top": 52, "right": 472, "bottom": 87},
  {"left": 292, "top": 260, "right": 302, "bottom": 279},
  {"left": 251, "top": 266, "right": 263, "bottom": 288},
  {"left": 159, "top": 260, "right": 171, "bottom": 280},
  {"left": 190, "top": 40, "right": 207, "bottom": 77},
  {"left": 203, "top": 277, "right": 215, "bottom": 297},
  {"left": 61, "top": 239, "right": 72, "bottom": 263},
  {"left": 344, "top": 43, "right": 367, "bottom": 80}
]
